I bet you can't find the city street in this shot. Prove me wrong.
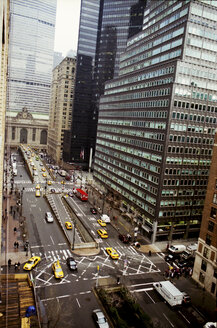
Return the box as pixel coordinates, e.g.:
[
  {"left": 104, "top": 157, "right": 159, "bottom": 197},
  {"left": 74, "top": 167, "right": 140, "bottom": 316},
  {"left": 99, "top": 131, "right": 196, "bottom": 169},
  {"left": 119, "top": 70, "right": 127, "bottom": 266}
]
[{"left": 3, "top": 149, "right": 215, "bottom": 328}]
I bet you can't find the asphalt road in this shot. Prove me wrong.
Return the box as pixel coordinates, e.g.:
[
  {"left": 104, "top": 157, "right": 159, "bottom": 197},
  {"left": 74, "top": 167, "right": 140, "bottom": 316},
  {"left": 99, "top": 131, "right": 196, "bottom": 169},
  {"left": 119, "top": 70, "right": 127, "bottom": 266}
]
[{"left": 11, "top": 149, "right": 212, "bottom": 328}]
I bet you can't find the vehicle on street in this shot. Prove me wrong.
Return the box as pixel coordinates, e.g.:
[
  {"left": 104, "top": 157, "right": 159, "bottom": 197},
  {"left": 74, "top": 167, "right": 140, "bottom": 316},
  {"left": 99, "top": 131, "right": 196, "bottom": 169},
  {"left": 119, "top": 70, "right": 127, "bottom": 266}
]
[
  {"left": 61, "top": 180, "right": 65, "bottom": 185},
  {"left": 97, "top": 219, "right": 106, "bottom": 227},
  {"left": 153, "top": 281, "right": 184, "bottom": 307},
  {"left": 177, "top": 259, "right": 194, "bottom": 269},
  {"left": 68, "top": 192, "right": 73, "bottom": 197},
  {"left": 41, "top": 168, "right": 46, "bottom": 172},
  {"left": 58, "top": 170, "right": 67, "bottom": 177},
  {"left": 97, "top": 229, "right": 108, "bottom": 239},
  {"left": 165, "top": 253, "right": 180, "bottom": 263},
  {"left": 76, "top": 188, "right": 88, "bottom": 201},
  {"left": 182, "top": 292, "right": 191, "bottom": 305},
  {"left": 65, "top": 221, "right": 72, "bottom": 230},
  {"left": 47, "top": 180, "right": 52, "bottom": 185},
  {"left": 35, "top": 184, "right": 40, "bottom": 190},
  {"left": 65, "top": 175, "right": 71, "bottom": 181},
  {"left": 100, "top": 214, "right": 110, "bottom": 223},
  {"left": 106, "top": 247, "right": 119, "bottom": 259},
  {"left": 13, "top": 168, "right": 17, "bottom": 176},
  {"left": 168, "top": 244, "right": 186, "bottom": 254},
  {"left": 45, "top": 212, "right": 54, "bottom": 223},
  {"left": 203, "top": 323, "right": 217, "bottom": 328},
  {"left": 52, "top": 260, "right": 64, "bottom": 279},
  {"left": 35, "top": 190, "right": 40, "bottom": 197},
  {"left": 50, "top": 188, "right": 56, "bottom": 193},
  {"left": 23, "top": 256, "right": 41, "bottom": 270},
  {"left": 66, "top": 257, "right": 77, "bottom": 271},
  {"left": 92, "top": 309, "right": 109, "bottom": 328},
  {"left": 34, "top": 171, "right": 38, "bottom": 175},
  {"left": 90, "top": 207, "right": 97, "bottom": 214},
  {"left": 181, "top": 243, "right": 198, "bottom": 260},
  {"left": 42, "top": 173, "right": 47, "bottom": 177},
  {"left": 39, "top": 163, "right": 43, "bottom": 166},
  {"left": 119, "top": 234, "right": 130, "bottom": 244}
]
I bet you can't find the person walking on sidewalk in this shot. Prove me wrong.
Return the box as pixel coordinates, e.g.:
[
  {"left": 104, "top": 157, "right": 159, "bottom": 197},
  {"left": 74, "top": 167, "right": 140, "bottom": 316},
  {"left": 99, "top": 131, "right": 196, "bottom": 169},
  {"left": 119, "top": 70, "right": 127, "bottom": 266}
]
[
  {"left": 8, "top": 259, "right": 11, "bottom": 269},
  {"left": 14, "top": 227, "right": 17, "bottom": 234},
  {"left": 14, "top": 263, "right": 18, "bottom": 271},
  {"left": 17, "top": 262, "right": 20, "bottom": 270}
]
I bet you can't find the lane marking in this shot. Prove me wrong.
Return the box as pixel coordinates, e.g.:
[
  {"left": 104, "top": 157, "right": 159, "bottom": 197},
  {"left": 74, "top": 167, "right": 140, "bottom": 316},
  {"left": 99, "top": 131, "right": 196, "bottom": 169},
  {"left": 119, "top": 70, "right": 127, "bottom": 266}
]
[
  {"left": 163, "top": 313, "right": 175, "bottom": 327},
  {"left": 76, "top": 298, "right": 81, "bottom": 308},
  {"left": 50, "top": 236, "right": 55, "bottom": 245},
  {"left": 178, "top": 311, "right": 191, "bottom": 324}
]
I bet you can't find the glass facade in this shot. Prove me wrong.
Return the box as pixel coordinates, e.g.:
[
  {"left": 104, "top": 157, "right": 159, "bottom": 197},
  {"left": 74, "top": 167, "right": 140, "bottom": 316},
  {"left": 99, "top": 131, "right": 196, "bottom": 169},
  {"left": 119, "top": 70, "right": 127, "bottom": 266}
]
[
  {"left": 7, "top": 0, "right": 57, "bottom": 114},
  {"left": 63, "top": 0, "right": 144, "bottom": 166},
  {"left": 94, "top": 0, "right": 217, "bottom": 242}
]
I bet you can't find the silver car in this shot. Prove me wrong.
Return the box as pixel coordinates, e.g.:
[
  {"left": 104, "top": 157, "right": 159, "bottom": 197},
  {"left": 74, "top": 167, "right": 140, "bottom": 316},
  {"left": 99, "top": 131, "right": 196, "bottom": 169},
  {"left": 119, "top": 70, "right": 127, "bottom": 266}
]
[
  {"left": 92, "top": 309, "right": 109, "bottom": 328},
  {"left": 45, "top": 212, "right": 54, "bottom": 223}
]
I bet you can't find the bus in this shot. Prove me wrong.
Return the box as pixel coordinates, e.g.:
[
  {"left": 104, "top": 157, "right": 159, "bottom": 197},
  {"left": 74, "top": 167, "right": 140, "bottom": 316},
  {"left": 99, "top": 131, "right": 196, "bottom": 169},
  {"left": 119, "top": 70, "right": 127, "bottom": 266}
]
[{"left": 76, "top": 189, "right": 88, "bottom": 201}]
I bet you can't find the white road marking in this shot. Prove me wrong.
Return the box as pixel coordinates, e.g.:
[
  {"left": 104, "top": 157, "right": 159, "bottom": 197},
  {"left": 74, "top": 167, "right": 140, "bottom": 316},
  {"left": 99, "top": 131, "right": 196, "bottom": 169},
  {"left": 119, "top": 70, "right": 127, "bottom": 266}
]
[
  {"left": 50, "top": 236, "right": 55, "bottom": 245},
  {"left": 76, "top": 298, "right": 81, "bottom": 308},
  {"left": 163, "top": 313, "right": 175, "bottom": 327},
  {"left": 178, "top": 311, "right": 191, "bottom": 324}
]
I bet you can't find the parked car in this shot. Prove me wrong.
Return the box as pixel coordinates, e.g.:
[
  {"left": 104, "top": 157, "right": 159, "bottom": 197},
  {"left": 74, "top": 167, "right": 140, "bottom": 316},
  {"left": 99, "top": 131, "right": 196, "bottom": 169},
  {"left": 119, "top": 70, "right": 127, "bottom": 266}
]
[
  {"left": 182, "top": 292, "right": 191, "bottom": 305},
  {"left": 90, "top": 207, "right": 97, "bottom": 214},
  {"left": 165, "top": 253, "right": 180, "bottom": 263},
  {"left": 92, "top": 309, "right": 109, "bottom": 328},
  {"left": 66, "top": 257, "right": 77, "bottom": 271}
]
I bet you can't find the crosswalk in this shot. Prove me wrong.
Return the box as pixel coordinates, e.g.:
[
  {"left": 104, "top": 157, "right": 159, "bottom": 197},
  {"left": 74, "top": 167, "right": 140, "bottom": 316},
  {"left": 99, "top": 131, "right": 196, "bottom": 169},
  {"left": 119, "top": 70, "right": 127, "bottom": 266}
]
[{"left": 31, "top": 248, "right": 73, "bottom": 262}]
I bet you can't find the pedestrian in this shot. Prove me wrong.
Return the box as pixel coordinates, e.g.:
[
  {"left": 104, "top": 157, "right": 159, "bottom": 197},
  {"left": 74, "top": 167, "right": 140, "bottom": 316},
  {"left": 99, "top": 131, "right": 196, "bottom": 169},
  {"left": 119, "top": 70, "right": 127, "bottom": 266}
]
[
  {"left": 17, "top": 262, "right": 20, "bottom": 270},
  {"left": 16, "top": 242, "right": 19, "bottom": 249},
  {"left": 14, "top": 241, "right": 17, "bottom": 249},
  {"left": 10, "top": 205, "right": 13, "bottom": 214},
  {"left": 14, "top": 227, "right": 17, "bottom": 233},
  {"left": 8, "top": 259, "right": 11, "bottom": 268},
  {"left": 13, "top": 210, "right": 16, "bottom": 217},
  {"left": 14, "top": 262, "right": 18, "bottom": 271}
]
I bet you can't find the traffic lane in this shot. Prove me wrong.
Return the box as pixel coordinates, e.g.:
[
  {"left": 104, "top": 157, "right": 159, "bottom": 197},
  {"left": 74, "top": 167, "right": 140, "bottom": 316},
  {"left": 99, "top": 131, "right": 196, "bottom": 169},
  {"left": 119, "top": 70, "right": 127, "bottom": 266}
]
[
  {"left": 24, "top": 191, "right": 67, "bottom": 247},
  {"left": 134, "top": 287, "right": 190, "bottom": 328},
  {"left": 37, "top": 285, "right": 98, "bottom": 328}
]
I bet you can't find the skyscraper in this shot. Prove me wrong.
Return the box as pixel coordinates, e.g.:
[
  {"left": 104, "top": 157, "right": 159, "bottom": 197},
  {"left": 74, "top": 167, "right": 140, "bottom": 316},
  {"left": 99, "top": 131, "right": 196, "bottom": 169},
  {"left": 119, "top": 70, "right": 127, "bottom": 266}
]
[
  {"left": 94, "top": 0, "right": 217, "bottom": 242},
  {"left": 63, "top": 0, "right": 145, "bottom": 168},
  {"left": 7, "top": 0, "right": 57, "bottom": 115}
]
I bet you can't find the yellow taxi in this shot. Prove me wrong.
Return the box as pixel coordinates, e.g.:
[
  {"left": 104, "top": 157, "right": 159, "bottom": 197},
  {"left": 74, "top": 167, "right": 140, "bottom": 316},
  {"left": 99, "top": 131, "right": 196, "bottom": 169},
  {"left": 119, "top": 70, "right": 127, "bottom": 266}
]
[
  {"left": 29, "top": 158, "right": 32, "bottom": 162},
  {"left": 61, "top": 180, "right": 65, "bottom": 185},
  {"left": 41, "top": 167, "right": 46, "bottom": 172},
  {"left": 105, "top": 247, "right": 119, "bottom": 260},
  {"left": 42, "top": 173, "right": 47, "bottom": 177},
  {"left": 33, "top": 166, "right": 36, "bottom": 170},
  {"left": 65, "top": 221, "right": 72, "bottom": 230},
  {"left": 52, "top": 260, "right": 64, "bottom": 279},
  {"left": 97, "top": 229, "right": 108, "bottom": 239},
  {"left": 23, "top": 256, "right": 41, "bottom": 270},
  {"left": 35, "top": 190, "right": 40, "bottom": 197},
  {"left": 36, "top": 184, "right": 40, "bottom": 189},
  {"left": 97, "top": 219, "right": 106, "bottom": 227},
  {"left": 47, "top": 180, "right": 52, "bottom": 185}
]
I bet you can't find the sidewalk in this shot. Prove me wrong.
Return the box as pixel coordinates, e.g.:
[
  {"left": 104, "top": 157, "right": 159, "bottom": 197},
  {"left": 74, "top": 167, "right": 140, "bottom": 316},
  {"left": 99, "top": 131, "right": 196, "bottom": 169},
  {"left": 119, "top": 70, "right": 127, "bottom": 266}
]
[{"left": 1, "top": 192, "right": 29, "bottom": 271}]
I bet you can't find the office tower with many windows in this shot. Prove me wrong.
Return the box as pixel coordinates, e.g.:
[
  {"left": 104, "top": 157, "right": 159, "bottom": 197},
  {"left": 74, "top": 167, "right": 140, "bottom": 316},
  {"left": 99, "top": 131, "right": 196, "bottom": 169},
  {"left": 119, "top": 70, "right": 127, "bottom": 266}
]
[
  {"left": 7, "top": 0, "right": 57, "bottom": 114},
  {"left": 193, "top": 131, "right": 217, "bottom": 297},
  {"left": 63, "top": 0, "right": 144, "bottom": 168},
  {"left": 48, "top": 56, "right": 76, "bottom": 164},
  {"left": 94, "top": 0, "right": 217, "bottom": 242}
]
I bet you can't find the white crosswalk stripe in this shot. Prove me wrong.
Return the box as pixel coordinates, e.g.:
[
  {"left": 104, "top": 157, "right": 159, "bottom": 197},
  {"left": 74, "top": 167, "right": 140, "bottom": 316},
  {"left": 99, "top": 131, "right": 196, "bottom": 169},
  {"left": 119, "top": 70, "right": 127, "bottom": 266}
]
[{"left": 31, "top": 248, "right": 73, "bottom": 262}]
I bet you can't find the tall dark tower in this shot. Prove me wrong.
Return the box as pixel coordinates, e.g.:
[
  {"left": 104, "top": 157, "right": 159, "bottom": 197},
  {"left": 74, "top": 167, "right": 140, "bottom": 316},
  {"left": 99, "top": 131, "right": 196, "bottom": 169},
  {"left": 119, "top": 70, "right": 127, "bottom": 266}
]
[{"left": 63, "top": 0, "right": 145, "bottom": 169}]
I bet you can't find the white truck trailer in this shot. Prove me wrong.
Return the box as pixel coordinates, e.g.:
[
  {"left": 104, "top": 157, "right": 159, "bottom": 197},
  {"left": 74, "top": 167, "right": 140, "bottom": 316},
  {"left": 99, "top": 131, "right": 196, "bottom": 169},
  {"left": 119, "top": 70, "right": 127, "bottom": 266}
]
[{"left": 153, "top": 281, "right": 184, "bottom": 307}]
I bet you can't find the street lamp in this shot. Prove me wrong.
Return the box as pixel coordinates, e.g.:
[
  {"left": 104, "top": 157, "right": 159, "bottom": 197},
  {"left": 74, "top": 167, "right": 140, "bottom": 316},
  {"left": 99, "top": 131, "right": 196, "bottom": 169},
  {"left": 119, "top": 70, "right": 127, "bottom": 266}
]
[{"left": 72, "top": 220, "right": 76, "bottom": 250}]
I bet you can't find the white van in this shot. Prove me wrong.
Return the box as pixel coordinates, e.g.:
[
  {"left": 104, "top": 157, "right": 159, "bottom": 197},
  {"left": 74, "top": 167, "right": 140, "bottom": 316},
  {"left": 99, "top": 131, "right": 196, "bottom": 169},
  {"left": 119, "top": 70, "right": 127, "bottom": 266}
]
[
  {"left": 153, "top": 281, "right": 184, "bottom": 307},
  {"left": 168, "top": 244, "right": 186, "bottom": 254},
  {"left": 101, "top": 214, "right": 110, "bottom": 223}
]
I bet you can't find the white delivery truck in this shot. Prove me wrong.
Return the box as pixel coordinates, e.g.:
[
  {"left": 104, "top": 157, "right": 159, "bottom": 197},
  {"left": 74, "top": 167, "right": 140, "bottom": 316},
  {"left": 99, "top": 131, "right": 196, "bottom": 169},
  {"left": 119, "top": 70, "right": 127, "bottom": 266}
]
[
  {"left": 168, "top": 244, "right": 186, "bottom": 254},
  {"left": 101, "top": 214, "right": 111, "bottom": 223},
  {"left": 181, "top": 243, "right": 198, "bottom": 260},
  {"left": 153, "top": 281, "right": 184, "bottom": 307},
  {"left": 13, "top": 168, "right": 17, "bottom": 176}
]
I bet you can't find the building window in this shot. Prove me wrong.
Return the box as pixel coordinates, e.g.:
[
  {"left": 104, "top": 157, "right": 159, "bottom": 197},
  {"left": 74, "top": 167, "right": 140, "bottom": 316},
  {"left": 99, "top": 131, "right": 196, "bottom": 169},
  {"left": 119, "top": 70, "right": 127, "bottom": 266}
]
[
  {"left": 201, "top": 260, "right": 207, "bottom": 272},
  {"left": 211, "top": 282, "right": 216, "bottom": 294},
  {"left": 199, "top": 272, "right": 205, "bottom": 283},
  {"left": 203, "top": 247, "right": 209, "bottom": 259},
  {"left": 210, "top": 207, "right": 216, "bottom": 219},
  {"left": 208, "top": 220, "right": 214, "bottom": 232},
  {"left": 214, "top": 270, "right": 217, "bottom": 279},
  {"left": 206, "top": 234, "right": 212, "bottom": 246},
  {"left": 32, "top": 128, "right": 36, "bottom": 141},
  {"left": 12, "top": 127, "right": 15, "bottom": 140},
  {"left": 213, "top": 193, "right": 217, "bottom": 205}
]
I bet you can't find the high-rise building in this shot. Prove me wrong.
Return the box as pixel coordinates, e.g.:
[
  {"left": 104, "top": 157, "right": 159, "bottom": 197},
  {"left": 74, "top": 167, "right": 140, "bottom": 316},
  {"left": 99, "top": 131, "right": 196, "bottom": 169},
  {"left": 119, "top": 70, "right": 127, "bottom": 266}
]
[
  {"left": 0, "top": 0, "right": 10, "bottom": 253},
  {"left": 94, "top": 0, "right": 217, "bottom": 242},
  {"left": 7, "top": 0, "right": 57, "bottom": 115},
  {"left": 63, "top": 0, "right": 145, "bottom": 168},
  {"left": 192, "top": 131, "right": 217, "bottom": 297},
  {"left": 48, "top": 56, "right": 76, "bottom": 164}
]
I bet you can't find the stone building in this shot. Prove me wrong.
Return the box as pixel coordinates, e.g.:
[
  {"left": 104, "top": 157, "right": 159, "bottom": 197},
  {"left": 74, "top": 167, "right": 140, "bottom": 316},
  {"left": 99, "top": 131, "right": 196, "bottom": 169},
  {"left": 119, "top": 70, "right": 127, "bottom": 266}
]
[
  {"left": 193, "top": 131, "right": 217, "bottom": 297},
  {"left": 47, "top": 56, "right": 76, "bottom": 164},
  {"left": 5, "top": 107, "right": 48, "bottom": 151}
]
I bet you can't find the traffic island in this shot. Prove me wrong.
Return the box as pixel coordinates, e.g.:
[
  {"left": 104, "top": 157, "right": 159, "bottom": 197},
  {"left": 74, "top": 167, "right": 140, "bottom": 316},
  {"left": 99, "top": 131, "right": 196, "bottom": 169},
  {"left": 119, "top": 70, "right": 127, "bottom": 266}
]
[{"left": 94, "top": 285, "right": 153, "bottom": 328}]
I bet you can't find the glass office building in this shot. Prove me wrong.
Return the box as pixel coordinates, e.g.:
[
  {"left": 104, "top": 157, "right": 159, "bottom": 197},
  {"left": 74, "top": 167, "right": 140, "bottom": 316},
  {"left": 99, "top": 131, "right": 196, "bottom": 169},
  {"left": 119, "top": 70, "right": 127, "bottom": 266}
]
[
  {"left": 94, "top": 0, "right": 217, "bottom": 242},
  {"left": 63, "top": 0, "right": 144, "bottom": 167},
  {"left": 7, "top": 0, "right": 57, "bottom": 114}
]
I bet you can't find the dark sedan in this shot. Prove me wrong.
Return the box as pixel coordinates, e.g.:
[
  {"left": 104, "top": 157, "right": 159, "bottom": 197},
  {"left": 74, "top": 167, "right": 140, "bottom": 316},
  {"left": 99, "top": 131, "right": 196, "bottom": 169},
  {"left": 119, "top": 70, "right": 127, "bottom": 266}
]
[
  {"left": 90, "top": 207, "right": 97, "bottom": 214},
  {"left": 66, "top": 257, "right": 77, "bottom": 271}
]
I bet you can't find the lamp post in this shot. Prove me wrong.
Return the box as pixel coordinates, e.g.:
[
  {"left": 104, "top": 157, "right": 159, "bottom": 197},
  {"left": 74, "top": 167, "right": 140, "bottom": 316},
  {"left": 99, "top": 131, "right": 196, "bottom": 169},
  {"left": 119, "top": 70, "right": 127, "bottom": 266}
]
[{"left": 72, "top": 220, "right": 76, "bottom": 250}]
